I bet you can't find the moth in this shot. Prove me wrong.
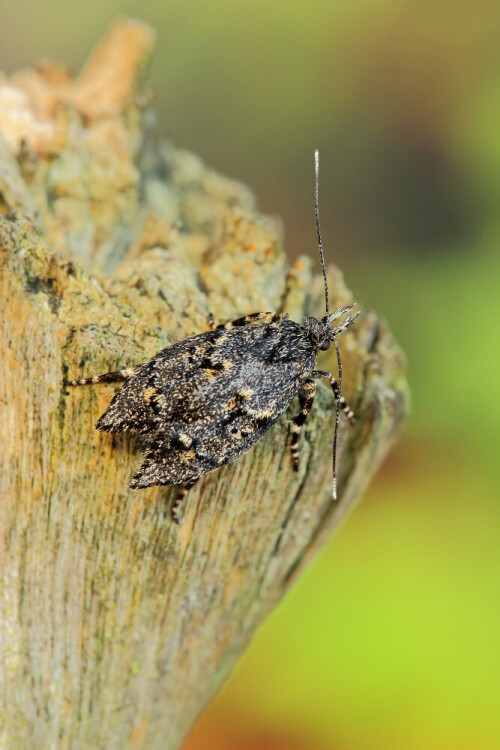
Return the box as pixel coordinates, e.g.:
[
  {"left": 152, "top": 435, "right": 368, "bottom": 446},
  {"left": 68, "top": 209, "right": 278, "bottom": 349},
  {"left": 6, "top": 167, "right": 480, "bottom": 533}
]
[{"left": 63, "top": 151, "right": 359, "bottom": 522}]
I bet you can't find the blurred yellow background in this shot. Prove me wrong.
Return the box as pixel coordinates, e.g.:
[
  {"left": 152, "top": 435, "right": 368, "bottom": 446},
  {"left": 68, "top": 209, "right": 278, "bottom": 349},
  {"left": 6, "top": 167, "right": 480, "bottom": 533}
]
[{"left": 2, "top": 2, "right": 498, "bottom": 748}]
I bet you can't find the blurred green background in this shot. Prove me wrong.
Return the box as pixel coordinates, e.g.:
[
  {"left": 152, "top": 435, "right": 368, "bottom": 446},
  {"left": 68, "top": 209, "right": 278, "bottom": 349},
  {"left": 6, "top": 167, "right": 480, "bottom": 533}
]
[{"left": 2, "top": 2, "right": 499, "bottom": 748}]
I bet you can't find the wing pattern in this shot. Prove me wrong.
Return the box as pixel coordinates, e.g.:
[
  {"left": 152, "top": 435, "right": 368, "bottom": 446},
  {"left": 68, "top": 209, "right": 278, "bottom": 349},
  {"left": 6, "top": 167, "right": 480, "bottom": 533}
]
[{"left": 96, "top": 319, "right": 316, "bottom": 486}]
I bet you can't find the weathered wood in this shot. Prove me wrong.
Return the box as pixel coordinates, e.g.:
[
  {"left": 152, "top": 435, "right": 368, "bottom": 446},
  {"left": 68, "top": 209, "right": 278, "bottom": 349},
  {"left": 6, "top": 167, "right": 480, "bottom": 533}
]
[{"left": 0, "top": 21, "right": 409, "bottom": 750}]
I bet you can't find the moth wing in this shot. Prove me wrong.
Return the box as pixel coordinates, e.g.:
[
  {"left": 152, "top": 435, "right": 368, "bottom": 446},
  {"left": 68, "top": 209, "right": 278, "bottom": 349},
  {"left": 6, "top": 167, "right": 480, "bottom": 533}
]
[
  {"left": 96, "top": 329, "right": 230, "bottom": 433},
  {"left": 130, "top": 380, "right": 291, "bottom": 487},
  {"left": 96, "top": 322, "right": 306, "bottom": 487}
]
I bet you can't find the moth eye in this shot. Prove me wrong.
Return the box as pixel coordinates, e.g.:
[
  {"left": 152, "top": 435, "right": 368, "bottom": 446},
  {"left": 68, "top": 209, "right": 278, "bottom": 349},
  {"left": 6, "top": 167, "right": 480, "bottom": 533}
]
[{"left": 320, "top": 340, "right": 331, "bottom": 351}]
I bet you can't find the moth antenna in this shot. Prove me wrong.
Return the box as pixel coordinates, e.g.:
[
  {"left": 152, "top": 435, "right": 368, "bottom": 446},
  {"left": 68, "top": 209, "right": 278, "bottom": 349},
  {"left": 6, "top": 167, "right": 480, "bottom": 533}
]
[
  {"left": 332, "top": 338, "right": 343, "bottom": 501},
  {"left": 314, "top": 149, "right": 330, "bottom": 317}
]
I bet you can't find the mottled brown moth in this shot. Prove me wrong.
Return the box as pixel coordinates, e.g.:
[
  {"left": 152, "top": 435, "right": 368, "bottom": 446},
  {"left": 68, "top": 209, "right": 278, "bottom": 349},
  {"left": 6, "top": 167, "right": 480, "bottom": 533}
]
[{"left": 63, "top": 151, "right": 359, "bottom": 522}]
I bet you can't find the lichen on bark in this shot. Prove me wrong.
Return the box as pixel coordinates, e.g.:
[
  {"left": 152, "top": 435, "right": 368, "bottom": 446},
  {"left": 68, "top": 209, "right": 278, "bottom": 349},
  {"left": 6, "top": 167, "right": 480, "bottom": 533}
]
[{"left": 0, "top": 19, "right": 409, "bottom": 750}]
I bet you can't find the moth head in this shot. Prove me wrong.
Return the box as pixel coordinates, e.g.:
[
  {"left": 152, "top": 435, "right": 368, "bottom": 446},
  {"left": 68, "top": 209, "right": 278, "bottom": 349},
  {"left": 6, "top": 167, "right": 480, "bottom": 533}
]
[
  {"left": 304, "top": 316, "right": 331, "bottom": 349},
  {"left": 305, "top": 305, "right": 359, "bottom": 351}
]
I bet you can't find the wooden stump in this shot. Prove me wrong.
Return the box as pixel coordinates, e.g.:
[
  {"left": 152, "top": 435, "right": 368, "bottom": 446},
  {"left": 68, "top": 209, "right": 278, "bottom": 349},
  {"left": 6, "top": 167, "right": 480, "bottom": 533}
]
[{"left": 0, "top": 20, "right": 409, "bottom": 750}]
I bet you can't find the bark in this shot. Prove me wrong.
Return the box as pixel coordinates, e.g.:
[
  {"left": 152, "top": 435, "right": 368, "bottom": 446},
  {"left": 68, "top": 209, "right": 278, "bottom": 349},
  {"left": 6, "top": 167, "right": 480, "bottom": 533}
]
[{"left": 0, "top": 20, "right": 409, "bottom": 750}]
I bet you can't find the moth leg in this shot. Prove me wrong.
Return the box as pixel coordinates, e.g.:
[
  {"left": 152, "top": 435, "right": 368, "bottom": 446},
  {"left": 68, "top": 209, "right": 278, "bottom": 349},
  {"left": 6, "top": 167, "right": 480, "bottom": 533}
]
[
  {"left": 311, "top": 370, "right": 355, "bottom": 424},
  {"left": 216, "top": 312, "right": 285, "bottom": 330},
  {"left": 171, "top": 481, "right": 197, "bottom": 524},
  {"left": 290, "top": 380, "right": 316, "bottom": 471},
  {"left": 62, "top": 367, "right": 138, "bottom": 388}
]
